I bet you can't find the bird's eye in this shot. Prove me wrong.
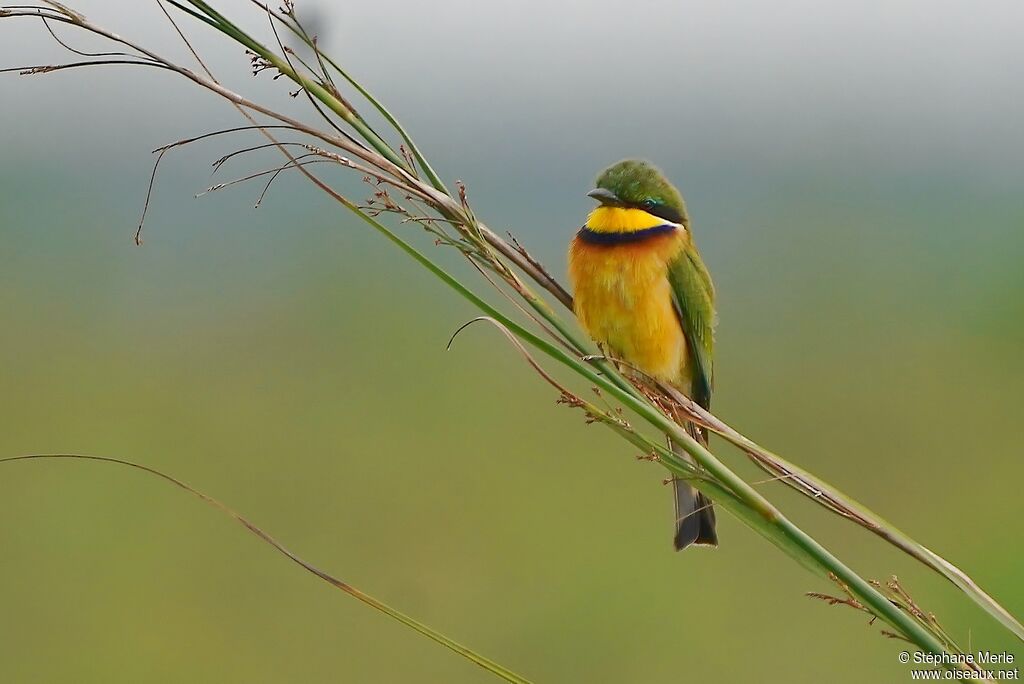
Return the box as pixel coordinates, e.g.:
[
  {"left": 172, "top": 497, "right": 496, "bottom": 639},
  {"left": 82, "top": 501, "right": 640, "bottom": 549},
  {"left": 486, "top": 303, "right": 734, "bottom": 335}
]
[{"left": 642, "top": 199, "right": 657, "bottom": 210}]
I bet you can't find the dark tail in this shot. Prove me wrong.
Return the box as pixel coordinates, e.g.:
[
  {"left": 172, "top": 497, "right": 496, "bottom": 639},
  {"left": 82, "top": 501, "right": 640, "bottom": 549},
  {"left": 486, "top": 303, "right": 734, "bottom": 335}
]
[
  {"left": 672, "top": 478, "right": 718, "bottom": 549},
  {"left": 671, "top": 426, "right": 718, "bottom": 550}
]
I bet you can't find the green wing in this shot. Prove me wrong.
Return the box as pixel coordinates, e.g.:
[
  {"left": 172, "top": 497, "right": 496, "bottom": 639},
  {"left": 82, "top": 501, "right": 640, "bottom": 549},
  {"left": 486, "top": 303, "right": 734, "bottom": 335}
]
[{"left": 667, "top": 244, "right": 716, "bottom": 410}]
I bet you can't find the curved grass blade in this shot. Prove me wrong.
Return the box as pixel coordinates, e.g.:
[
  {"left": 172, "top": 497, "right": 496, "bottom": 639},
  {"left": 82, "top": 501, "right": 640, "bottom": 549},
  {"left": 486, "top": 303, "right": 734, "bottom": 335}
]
[{"left": 0, "top": 454, "right": 533, "bottom": 684}]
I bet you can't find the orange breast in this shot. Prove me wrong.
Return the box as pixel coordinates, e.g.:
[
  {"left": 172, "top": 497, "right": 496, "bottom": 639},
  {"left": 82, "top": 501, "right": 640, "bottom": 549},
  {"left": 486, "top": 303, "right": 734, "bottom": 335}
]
[{"left": 568, "top": 230, "right": 689, "bottom": 384}]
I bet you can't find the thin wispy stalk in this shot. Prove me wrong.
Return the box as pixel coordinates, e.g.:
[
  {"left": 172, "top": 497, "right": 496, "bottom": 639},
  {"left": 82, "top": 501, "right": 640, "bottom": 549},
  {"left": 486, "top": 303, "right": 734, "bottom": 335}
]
[
  {"left": 0, "top": 454, "right": 532, "bottom": 684},
  {"left": 1, "top": 1, "right": 1018, "bottom": 679}
]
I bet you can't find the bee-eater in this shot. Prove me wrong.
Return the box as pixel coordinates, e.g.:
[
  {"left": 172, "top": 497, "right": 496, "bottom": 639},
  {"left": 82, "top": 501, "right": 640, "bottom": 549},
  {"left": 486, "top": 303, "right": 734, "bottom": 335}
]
[{"left": 568, "top": 160, "right": 718, "bottom": 550}]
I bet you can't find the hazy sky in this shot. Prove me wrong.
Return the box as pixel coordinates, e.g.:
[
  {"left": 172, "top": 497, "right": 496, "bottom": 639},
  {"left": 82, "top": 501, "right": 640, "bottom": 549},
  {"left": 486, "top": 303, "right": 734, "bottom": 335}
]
[{"left": 2, "top": 0, "right": 1022, "bottom": 186}]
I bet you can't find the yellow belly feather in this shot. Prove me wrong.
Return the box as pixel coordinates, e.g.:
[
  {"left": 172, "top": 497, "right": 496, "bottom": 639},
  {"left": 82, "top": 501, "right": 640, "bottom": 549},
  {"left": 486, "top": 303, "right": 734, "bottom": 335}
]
[{"left": 569, "top": 208, "right": 690, "bottom": 385}]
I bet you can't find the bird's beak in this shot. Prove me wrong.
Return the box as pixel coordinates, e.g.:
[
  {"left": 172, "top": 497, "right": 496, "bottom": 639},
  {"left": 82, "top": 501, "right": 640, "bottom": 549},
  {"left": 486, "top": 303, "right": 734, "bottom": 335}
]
[{"left": 587, "top": 188, "right": 620, "bottom": 205}]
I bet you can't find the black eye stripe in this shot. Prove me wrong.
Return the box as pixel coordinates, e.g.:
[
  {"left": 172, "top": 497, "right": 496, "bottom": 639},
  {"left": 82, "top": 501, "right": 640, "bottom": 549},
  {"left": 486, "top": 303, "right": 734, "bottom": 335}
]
[{"left": 640, "top": 202, "right": 683, "bottom": 224}]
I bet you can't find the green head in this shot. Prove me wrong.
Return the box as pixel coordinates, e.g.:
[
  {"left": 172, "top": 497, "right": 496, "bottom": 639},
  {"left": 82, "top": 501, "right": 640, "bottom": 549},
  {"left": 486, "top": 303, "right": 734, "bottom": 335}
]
[{"left": 588, "top": 159, "right": 689, "bottom": 226}]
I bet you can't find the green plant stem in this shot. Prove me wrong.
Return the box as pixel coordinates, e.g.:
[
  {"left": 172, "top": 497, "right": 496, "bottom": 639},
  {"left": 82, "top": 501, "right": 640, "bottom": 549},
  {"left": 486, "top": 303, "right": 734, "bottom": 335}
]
[
  {"left": 341, "top": 201, "right": 956, "bottom": 665},
  {"left": 181, "top": 3, "right": 621, "bottom": 409},
  {"left": 182, "top": 0, "right": 412, "bottom": 175},
  {"left": 668, "top": 393, "right": 1024, "bottom": 642},
  {"left": 269, "top": 10, "right": 450, "bottom": 195}
]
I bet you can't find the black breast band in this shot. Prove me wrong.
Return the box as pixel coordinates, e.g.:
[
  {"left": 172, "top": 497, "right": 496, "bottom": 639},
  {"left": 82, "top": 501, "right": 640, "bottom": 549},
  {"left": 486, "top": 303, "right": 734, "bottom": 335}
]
[{"left": 577, "top": 224, "right": 677, "bottom": 245}]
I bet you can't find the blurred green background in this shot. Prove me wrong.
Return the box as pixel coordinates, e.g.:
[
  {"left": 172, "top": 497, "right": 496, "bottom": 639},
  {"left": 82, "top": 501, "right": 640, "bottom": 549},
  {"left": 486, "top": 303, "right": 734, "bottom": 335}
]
[{"left": 1, "top": 1, "right": 1022, "bottom": 682}]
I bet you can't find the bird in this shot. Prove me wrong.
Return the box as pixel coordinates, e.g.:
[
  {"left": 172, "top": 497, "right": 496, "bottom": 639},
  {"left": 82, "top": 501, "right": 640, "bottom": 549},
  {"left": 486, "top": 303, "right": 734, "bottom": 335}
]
[{"left": 568, "top": 159, "right": 718, "bottom": 550}]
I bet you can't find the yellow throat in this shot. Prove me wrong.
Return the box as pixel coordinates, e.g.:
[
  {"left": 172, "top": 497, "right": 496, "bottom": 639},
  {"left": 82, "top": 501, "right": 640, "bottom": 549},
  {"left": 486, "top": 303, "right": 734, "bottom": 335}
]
[{"left": 585, "top": 206, "right": 678, "bottom": 234}]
